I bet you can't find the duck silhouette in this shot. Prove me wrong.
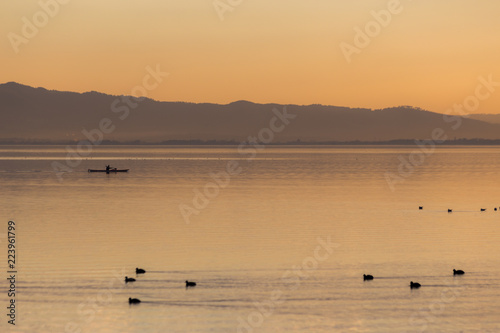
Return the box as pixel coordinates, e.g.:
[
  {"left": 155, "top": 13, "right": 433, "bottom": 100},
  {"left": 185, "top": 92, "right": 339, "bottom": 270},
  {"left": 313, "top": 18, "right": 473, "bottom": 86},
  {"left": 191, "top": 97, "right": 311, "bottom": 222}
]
[
  {"left": 128, "top": 297, "right": 141, "bottom": 304},
  {"left": 363, "top": 274, "right": 374, "bottom": 281},
  {"left": 186, "top": 280, "right": 196, "bottom": 287},
  {"left": 125, "top": 276, "right": 136, "bottom": 283},
  {"left": 136, "top": 268, "right": 146, "bottom": 274},
  {"left": 448, "top": 209, "right": 452, "bottom": 213},
  {"left": 453, "top": 269, "right": 465, "bottom": 275},
  {"left": 419, "top": 206, "right": 423, "bottom": 210},
  {"left": 480, "top": 208, "right": 486, "bottom": 212},
  {"left": 410, "top": 281, "right": 421, "bottom": 288}
]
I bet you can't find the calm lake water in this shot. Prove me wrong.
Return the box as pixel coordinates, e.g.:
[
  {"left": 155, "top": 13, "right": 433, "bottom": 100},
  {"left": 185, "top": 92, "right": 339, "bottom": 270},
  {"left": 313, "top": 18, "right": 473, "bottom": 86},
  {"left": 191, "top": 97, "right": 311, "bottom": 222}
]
[{"left": 0, "top": 145, "right": 499, "bottom": 332}]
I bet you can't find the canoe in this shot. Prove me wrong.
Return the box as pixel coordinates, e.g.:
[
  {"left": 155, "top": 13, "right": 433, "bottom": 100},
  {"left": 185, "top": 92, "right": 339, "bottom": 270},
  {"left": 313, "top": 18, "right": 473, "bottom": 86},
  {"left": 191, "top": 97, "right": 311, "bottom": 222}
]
[{"left": 88, "top": 169, "right": 129, "bottom": 173}]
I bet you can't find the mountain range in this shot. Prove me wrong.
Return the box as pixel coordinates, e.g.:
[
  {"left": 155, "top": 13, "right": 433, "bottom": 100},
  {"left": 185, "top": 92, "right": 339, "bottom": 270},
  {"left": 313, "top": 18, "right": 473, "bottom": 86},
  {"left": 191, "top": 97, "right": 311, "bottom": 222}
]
[{"left": 1, "top": 82, "right": 500, "bottom": 144}]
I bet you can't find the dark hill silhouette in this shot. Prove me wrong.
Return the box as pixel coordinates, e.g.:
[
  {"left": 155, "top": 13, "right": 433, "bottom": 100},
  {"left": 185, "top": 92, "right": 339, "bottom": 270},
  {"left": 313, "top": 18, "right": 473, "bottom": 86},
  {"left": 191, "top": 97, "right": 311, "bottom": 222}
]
[
  {"left": 2, "top": 82, "right": 500, "bottom": 143},
  {"left": 468, "top": 113, "right": 500, "bottom": 124}
]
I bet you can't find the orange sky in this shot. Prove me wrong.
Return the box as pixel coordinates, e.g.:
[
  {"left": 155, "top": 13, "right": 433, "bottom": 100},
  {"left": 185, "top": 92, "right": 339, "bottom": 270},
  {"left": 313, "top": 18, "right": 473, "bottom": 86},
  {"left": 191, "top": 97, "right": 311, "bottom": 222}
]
[{"left": 2, "top": 0, "right": 500, "bottom": 114}]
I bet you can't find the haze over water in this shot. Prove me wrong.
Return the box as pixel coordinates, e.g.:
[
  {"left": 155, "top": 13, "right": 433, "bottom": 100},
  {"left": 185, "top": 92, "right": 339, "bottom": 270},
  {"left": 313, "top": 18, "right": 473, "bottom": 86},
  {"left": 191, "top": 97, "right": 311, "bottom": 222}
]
[{"left": 1, "top": 145, "right": 499, "bottom": 332}]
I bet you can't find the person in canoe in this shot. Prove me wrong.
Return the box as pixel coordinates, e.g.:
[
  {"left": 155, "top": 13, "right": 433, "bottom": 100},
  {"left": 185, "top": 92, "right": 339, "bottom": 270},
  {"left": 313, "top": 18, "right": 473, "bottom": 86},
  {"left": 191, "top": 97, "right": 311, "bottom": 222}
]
[{"left": 88, "top": 167, "right": 128, "bottom": 172}]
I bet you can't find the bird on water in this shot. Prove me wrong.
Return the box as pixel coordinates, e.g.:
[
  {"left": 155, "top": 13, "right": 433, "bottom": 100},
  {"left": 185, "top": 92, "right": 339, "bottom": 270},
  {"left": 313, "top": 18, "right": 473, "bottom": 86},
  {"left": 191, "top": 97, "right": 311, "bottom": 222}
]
[
  {"left": 136, "top": 268, "right": 146, "bottom": 274},
  {"left": 453, "top": 269, "right": 465, "bottom": 275},
  {"left": 128, "top": 298, "right": 141, "bottom": 304},
  {"left": 363, "top": 274, "right": 374, "bottom": 280},
  {"left": 125, "top": 276, "right": 136, "bottom": 283},
  {"left": 186, "top": 280, "right": 196, "bottom": 287},
  {"left": 410, "top": 281, "right": 421, "bottom": 288}
]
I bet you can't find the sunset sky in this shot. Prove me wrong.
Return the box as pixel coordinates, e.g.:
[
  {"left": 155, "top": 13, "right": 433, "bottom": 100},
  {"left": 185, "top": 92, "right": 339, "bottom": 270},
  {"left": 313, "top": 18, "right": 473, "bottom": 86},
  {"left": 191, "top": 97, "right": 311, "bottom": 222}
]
[{"left": 2, "top": 0, "right": 500, "bottom": 114}]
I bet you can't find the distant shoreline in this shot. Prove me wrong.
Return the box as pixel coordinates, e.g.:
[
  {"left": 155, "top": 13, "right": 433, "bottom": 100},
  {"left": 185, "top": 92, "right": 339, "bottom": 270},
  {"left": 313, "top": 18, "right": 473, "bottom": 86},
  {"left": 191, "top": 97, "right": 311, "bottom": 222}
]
[{"left": 2, "top": 139, "right": 500, "bottom": 146}]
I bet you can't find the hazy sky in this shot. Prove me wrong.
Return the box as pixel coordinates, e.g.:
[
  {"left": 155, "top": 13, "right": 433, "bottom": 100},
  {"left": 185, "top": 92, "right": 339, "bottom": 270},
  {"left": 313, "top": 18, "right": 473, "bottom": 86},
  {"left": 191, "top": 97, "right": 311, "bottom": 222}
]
[{"left": 2, "top": 0, "right": 500, "bottom": 113}]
